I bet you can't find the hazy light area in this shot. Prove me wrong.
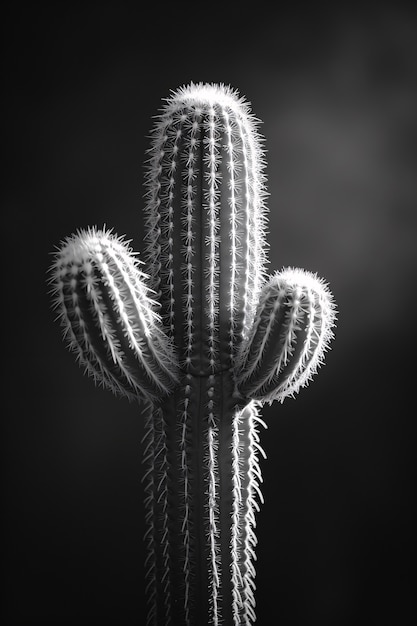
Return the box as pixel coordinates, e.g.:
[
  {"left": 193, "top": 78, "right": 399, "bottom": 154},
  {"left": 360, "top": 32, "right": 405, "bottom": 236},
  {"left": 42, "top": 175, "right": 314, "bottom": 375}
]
[{"left": 257, "top": 15, "right": 417, "bottom": 343}]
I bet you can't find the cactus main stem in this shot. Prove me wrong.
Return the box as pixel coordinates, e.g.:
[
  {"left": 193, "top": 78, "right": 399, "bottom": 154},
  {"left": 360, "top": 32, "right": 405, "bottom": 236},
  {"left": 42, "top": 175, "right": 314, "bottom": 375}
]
[{"left": 143, "top": 371, "right": 261, "bottom": 625}]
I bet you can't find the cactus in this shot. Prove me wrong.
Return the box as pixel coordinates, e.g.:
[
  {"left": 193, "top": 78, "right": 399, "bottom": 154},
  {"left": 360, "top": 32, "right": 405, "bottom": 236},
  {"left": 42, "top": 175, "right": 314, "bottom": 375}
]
[{"left": 49, "top": 83, "right": 336, "bottom": 625}]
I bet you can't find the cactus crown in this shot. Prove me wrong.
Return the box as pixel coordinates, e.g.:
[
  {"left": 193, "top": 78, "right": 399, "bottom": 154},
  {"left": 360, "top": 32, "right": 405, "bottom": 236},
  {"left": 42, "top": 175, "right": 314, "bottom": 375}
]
[{"left": 144, "top": 82, "right": 269, "bottom": 376}]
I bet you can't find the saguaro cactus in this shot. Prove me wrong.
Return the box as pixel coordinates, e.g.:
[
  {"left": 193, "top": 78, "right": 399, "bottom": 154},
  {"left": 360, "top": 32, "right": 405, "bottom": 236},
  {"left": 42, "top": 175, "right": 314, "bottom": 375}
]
[{"left": 50, "top": 83, "right": 336, "bottom": 625}]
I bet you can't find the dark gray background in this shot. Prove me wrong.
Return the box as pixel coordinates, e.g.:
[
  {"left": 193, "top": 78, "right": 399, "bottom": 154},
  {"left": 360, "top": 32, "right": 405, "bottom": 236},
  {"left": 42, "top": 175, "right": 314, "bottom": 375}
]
[{"left": 3, "top": 3, "right": 416, "bottom": 625}]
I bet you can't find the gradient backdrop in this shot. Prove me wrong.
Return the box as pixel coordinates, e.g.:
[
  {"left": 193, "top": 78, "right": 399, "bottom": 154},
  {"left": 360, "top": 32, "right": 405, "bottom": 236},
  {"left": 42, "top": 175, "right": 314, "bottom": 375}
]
[{"left": 3, "top": 4, "right": 416, "bottom": 625}]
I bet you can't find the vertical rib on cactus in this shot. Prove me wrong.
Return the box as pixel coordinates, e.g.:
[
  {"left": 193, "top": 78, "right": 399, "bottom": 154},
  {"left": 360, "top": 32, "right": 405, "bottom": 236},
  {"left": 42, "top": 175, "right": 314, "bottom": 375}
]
[{"left": 49, "top": 82, "right": 336, "bottom": 626}]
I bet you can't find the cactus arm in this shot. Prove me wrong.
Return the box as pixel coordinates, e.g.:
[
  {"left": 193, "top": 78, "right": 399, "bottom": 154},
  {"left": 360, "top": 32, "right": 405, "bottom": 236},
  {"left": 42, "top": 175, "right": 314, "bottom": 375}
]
[
  {"left": 235, "top": 267, "right": 337, "bottom": 403},
  {"left": 49, "top": 227, "right": 179, "bottom": 402}
]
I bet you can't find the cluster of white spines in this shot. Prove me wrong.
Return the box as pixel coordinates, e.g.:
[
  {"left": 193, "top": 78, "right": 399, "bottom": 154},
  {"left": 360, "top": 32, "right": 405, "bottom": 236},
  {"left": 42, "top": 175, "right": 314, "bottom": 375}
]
[
  {"left": 207, "top": 399, "right": 220, "bottom": 625},
  {"left": 231, "top": 403, "right": 266, "bottom": 625},
  {"left": 236, "top": 267, "right": 337, "bottom": 403},
  {"left": 49, "top": 228, "right": 179, "bottom": 402},
  {"left": 206, "top": 103, "right": 220, "bottom": 372}
]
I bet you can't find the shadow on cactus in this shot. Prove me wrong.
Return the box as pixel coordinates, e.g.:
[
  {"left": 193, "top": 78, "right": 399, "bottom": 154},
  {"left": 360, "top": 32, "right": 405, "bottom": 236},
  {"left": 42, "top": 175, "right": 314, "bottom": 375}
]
[{"left": 49, "top": 83, "right": 336, "bottom": 625}]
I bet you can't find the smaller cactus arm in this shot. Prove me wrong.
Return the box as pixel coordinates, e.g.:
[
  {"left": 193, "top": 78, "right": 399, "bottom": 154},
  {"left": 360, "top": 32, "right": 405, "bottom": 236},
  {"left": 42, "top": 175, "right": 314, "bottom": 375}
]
[
  {"left": 235, "top": 267, "right": 336, "bottom": 403},
  {"left": 48, "top": 227, "right": 179, "bottom": 402}
]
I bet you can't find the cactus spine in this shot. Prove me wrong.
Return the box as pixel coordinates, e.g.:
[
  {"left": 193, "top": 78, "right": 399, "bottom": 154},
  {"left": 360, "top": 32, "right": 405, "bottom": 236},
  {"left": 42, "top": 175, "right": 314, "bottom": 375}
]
[{"left": 49, "top": 83, "right": 336, "bottom": 625}]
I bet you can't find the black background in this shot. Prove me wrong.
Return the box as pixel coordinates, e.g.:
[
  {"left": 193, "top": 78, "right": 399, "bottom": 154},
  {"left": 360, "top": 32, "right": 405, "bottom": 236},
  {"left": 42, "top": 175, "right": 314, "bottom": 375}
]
[{"left": 3, "top": 3, "right": 416, "bottom": 625}]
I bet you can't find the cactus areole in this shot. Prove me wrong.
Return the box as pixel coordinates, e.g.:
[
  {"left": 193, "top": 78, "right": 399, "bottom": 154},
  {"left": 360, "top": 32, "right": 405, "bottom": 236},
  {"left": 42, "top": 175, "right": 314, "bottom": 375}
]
[{"left": 50, "top": 83, "right": 336, "bottom": 625}]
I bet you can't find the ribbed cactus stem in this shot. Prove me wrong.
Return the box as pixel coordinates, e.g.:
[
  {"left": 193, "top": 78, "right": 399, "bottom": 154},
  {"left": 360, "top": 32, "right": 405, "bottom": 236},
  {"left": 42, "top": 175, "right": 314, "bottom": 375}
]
[
  {"left": 49, "top": 83, "right": 336, "bottom": 626},
  {"left": 144, "top": 83, "right": 268, "bottom": 376}
]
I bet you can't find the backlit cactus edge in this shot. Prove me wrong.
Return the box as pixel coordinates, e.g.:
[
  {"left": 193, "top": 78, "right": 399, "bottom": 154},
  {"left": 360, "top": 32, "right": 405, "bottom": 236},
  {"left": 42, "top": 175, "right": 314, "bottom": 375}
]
[{"left": 49, "top": 83, "right": 336, "bottom": 625}]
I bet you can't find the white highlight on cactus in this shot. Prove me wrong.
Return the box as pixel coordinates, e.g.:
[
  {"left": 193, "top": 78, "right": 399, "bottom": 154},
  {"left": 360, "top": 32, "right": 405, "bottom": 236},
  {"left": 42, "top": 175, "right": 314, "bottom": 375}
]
[
  {"left": 207, "top": 419, "right": 220, "bottom": 625},
  {"left": 275, "top": 268, "right": 336, "bottom": 400},
  {"left": 224, "top": 107, "right": 238, "bottom": 365},
  {"left": 231, "top": 402, "right": 266, "bottom": 624},
  {"left": 165, "top": 129, "right": 178, "bottom": 336},
  {"left": 231, "top": 408, "right": 244, "bottom": 622},
  {"left": 174, "top": 83, "right": 250, "bottom": 111},
  {"left": 207, "top": 105, "right": 219, "bottom": 370},
  {"left": 246, "top": 115, "right": 268, "bottom": 315},
  {"left": 184, "top": 114, "right": 198, "bottom": 371},
  {"left": 235, "top": 113, "right": 252, "bottom": 339},
  {"left": 204, "top": 376, "right": 222, "bottom": 625},
  {"left": 243, "top": 404, "right": 264, "bottom": 625}
]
